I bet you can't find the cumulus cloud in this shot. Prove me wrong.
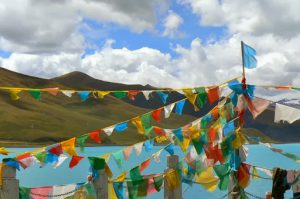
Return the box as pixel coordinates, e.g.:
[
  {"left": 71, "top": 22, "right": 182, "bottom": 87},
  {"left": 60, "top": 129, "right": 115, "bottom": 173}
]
[
  {"left": 162, "top": 10, "right": 184, "bottom": 38},
  {"left": 0, "top": 0, "right": 169, "bottom": 54},
  {"left": 181, "top": 0, "right": 300, "bottom": 38}
]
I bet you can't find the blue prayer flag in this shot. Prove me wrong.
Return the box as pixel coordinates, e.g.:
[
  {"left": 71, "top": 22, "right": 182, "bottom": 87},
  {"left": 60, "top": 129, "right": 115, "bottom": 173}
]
[
  {"left": 165, "top": 143, "right": 175, "bottom": 155},
  {"left": 144, "top": 140, "right": 154, "bottom": 152},
  {"left": 175, "top": 100, "right": 186, "bottom": 115},
  {"left": 156, "top": 91, "right": 169, "bottom": 104},
  {"left": 242, "top": 42, "right": 257, "bottom": 69},
  {"left": 172, "top": 128, "right": 184, "bottom": 142},
  {"left": 77, "top": 91, "right": 90, "bottom": 102},
  {"left": 115, "top": 122, "right": 128, "bottom": 132},
  {"left": 223, "top": 121, "right": 235, "bottom": 136}
]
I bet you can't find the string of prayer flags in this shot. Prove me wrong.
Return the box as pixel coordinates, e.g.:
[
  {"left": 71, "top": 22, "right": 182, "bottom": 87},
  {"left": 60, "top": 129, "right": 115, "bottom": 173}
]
[
  {"left": 88, "top": 157, "right": 106, "bottom": 170},
  {"left": 112, "top": 150, "right": 125, "bottom": 169},
  {"left": 115, "top": 122, "right": 128, "bottom": 132},
  {"left": 77, "top": 134, "right": 89, "bottom": 152},
  {"left": 195, "top": 167, "right": 218, "bottom": 192},
  {"left": 89, "top": 130, "right": 102, "bottom": 143},
  {"left": 77, "top": 91, "right": 90, "bottom": 102},
  {"left": 151, "top": 108, "right": 162, "bottom": 122},
  {"left": 175, "top": 100, "right": 186, "bottom": 115},
  {"left": 156, "top": 91, "right": 169, "bottom": 104},
  {"left": 242, "top": 42, "right": 257, "bottom": 69},
  {"left": 164, "top": 103, "right": 175, "bottom": 118},
  {"left": 237, "top": 163, "right": 251, "bottom": 188},
  {"left": 140, "top": 113, "right": 153, "bottom": 136},
  {"left": 29, "top": 90, "right": 42, "bottom": 100},
  {"left": 207, "top": 87, "right": 220, "bottom": 105},
  {"left": 112, "top": 91, "right": 127, "bottom": 99},
  {"left": 274, "top": 103, "right": 300, "bottom": 124},
  {"left": 9, "top": 89, "right": 21, "bottom": 100},
  {"left": 213, "top": 163, "right": 230, "bottom": 191},
  {"left": 69, "top": 156, "right": 84, "bottom": 169},
  {"left": 61, "top": 137, "right": 77, "bottom": 156}
]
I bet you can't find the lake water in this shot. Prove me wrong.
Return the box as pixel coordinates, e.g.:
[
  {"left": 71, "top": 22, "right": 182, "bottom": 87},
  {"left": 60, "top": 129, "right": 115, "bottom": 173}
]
[{"left": 3, "top": 144, "right": 300, "bottom": 198}]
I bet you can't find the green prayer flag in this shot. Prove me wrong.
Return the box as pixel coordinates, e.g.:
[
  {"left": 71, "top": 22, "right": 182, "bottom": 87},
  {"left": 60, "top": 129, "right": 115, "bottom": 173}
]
[
  {"left": 19, "top": 187, "right": 30, "bottom": 199},
  {"left": 130, "top": 166, "right": 142, "bottom": 183},
  {"left": 213, "top": 163, "right": 230, "bottom": 190},
  {"left": 153, "top": 175, "right": 164, "bottom": 191},
  {"left": 77, "top": 134, "right": 89, "bottom": 152},
  {"left": 113, "top": 91, "right": 127, "bottom": 99},
  {"left": 195, "top": 87, "right": 208, "bottom": 108},
  {"left": 112, "top": 150, "right": 124, "bottom": 169},
  {"left": 34, "top": 151, "right": 47, "bottom": 165},
  {"left": 141, "top": 113, "right": 153, "bottom": 136},
  {"left": 192, "top": 138, "right": 203, "bottom": 155},
  {"left": 88, "top": 157, "right": 106, "bottom": 170},
  {"left": 29, "top": 90, "right": 42, "bottom": 100},
  {"left": 127, "top": 179, "right": 148, "bottom": 199}
]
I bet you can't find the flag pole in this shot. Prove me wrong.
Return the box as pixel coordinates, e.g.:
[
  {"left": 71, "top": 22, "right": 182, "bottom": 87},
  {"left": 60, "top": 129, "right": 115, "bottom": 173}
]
[{"left": 241, "top": 41, "right": 246, "bottom": 79}]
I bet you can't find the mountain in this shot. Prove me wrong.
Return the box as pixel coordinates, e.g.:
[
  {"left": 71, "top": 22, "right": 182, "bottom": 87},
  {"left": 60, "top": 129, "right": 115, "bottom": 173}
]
[{"left": 0, "top": 67, "right": 297, "bottom": 147}]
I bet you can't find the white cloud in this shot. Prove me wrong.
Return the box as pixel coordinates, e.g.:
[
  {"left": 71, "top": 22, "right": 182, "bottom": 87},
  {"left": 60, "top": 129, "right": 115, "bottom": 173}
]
[
  {"left": 0, "top": 0, "right": 169, "bottom": 54},
  {"left": 162, "top": 10, "right": 184, "bottom": 38}
]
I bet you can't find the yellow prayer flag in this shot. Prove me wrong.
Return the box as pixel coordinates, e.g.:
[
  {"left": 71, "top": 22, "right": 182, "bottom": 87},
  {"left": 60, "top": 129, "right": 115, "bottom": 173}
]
[
  {"left": 116, "top": 172, "right": 127, "bottom": 182},
  {"left": 195, "top": 167, "right": 218, "bottom": 192},
  {"left": 131, "top": 117, "right": 145, "bottom": 135},
  {"left": 61, "top": 137, "right": 77, "bottom": 156},
  {"left": 108, "top": 181, "right": 118, "bottom": 199},
  {"left": 0, "top": 147, "right": 10, "bottom": 155},
  {"left": 188, "top": 125, "right": 200, "bottom": 139},
  {"left": 180, "top": 138, "right": 190, "bottom": 153},
  {"left": 183, "top": 89, "right": 199, "bottom": 111},
  {"left": 165, "top": 169, "right": 181, "bottom": 190},
  {"left": 9, "top": 89, "right": 21, "bottom": 100},
  {"left": 97, "top": 91, "right": 110, "bottom": 99},
  {"left": 232, "top": 130, "right": 246, "bottom": 149},
  {"left": 155, "top": 136, "right": 168, "bottom": 143}
]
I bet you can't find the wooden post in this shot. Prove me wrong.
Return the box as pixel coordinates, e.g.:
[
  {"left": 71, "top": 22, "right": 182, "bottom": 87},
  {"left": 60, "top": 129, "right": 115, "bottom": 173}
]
[
  {"left": 93, "top": 169, "right": 108, "bottom": 199},
  {"left": 164, "top": 155, "right": 182, "bottom": 199},
  {"left": 0, "top": 165, "right": 19, "bottom": 199},
  {"left": 228, "top": 171, "right": 239, "bottom": 199}
]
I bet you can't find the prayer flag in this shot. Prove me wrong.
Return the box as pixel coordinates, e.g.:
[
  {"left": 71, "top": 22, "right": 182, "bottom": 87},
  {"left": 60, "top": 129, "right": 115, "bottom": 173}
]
[
  {"left": 142, "top": 91, "right": 152, "bottom": 100},
  {"left": 77, "top": 134, "right": 89, "bottom": 152},
  {"left": 133, "top": 142, "right": 144, "bottom": 156},
  {"left": 89, "top": 130, "right": 102, "bottom": 143},
  {"left": 156, "top": 91, "right": 168, "bottom": 104},
  {"left": 127, "top": 91, "right": 140, "bottom": 100},
  {"left": 141, "top": 113, "right": 153, "bottom": 136},
  {"left": 242, "top": 42, "right": 257, "bottom": 69},
  {"left": 152, "top": 108, "right": 162, "bottom": 122},
  {"left": 62, "top": 91, "right": 74, "bottom": 97},
  {"left": 140, "top": 159, "right": 151, "bottom": 173},
  {"left": 103, "top": 126, "right": 115, "bottom": 136},
  {"left": 131, "top": 117, "right": 145, "bottom": 135},
  {"left": 112, "top": 150, "right": 124, "bottom": 169},
  {"left": 69, "top": 156, "right": 84, "bottom": 169},
  {"left": 29, "top": 90, "right": 42, "bottom": 100},
  {"left": 48, "top": 144, "right": 63, "bottom": 156},
  {"left": 61, "top": 137, "right": 77, "bottom": 156},
  {"left": 113, "top": 91, "right": 127, "bottom": 99},
  {"left": 9, "top": 89, "right": 21, "bottom": 100},
  {"left": 164, "top": 103, "right": 175, "bottom": 118},
  {"left": 115, "top": 122, "right": 128, "bottom": 132},
  {"left": 153, "top": 175, "right": 164, "bottom": 192},
  {"left": 165, "top": 144, "right": 175, "bottom": 155},
  {"left": 175, "top": 100, "right": 186, "bottom": 115},
  {"left": 207, "top": 87, "right": 219, "bottom": 105},
  {"left": 77, "top": 91, "right": 90, "bottom": 102},
  {"left": 165, "top": 169, "right": 181, "bottom": 190},
  {"left": 123, "top": 146, "right": 133, "bottom": 160},
  {"left": 88, "top": 157, "right": 106, "bottom": 170}
]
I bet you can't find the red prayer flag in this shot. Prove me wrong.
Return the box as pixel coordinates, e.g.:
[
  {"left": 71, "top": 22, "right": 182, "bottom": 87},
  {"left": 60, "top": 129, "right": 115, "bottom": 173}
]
[
  {"left": 48, "top": 144, "right": 63, "bottom": 156},
  {"left": 237, "top": 163, "right": 251, "bottom": 188},
  {"left": 69, "top": 156, "right": 84, "bottom": 169},
  {"left": 211, "top": 107, "right": 219, "bottom": 119},
  {"left": 89, "top": 130, "right": 102, "bottom": 143},
  {"left": 207, "top": 86, "right": 220, "bottom": 104},
  {"left": 153, "top": 126, "right": 166, "bottom": 136},
  {"left": 140, "top": 158, "right": 151, "bottom": 173},
  {"left": 152, "top": 108, "right": 163, "bottom": 122},
  {"left": 208, "top": 128, "right": 216, "bottom": 143}
]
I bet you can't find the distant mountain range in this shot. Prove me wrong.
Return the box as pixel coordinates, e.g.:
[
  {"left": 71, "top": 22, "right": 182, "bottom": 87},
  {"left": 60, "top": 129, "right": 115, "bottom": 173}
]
[{"left": 0, "top": 67, "right": 298, "bottom": 146}]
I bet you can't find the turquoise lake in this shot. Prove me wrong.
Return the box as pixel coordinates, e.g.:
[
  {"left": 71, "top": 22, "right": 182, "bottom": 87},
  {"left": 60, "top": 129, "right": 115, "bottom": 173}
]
[{"left": 3, "top": 144, "right": 300, "bottom": 198}]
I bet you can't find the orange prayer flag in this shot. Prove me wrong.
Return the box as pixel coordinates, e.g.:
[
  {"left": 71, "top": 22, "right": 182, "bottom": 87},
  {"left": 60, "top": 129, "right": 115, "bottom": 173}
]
[
  {"left": 61, "top": 137, "right": 77, "bottom": 156},
  {"left": 123, "top": 146, "right": 133, "bottom": 160},
  {"left": 69, "top": 155, "right": 84, "bottom": 169},
  {"left": 140, "top": 159, "right": 151, "bottom": 173},
  {"left": 207, "top": 86, "right": 220, "bottom": 104},
  {"left": 238, "top": 163, "right": 251, "bottom": 188},
  {"left": 131, "top": 117, "right": 145, "bottom": 135},
  {"left": 45, "top": 87, "right": 60, "bottom": 96},
  {"left": 89, "top": 130, "right": 102, "bottom": 143},
  {"left": 152, "top": 108, "right": 163, "bottom": 122},
  {"left": 127, "top": 90, "right": 140, "bottom": 100}
]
